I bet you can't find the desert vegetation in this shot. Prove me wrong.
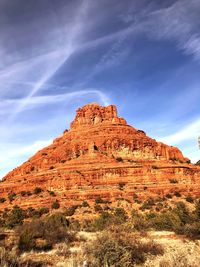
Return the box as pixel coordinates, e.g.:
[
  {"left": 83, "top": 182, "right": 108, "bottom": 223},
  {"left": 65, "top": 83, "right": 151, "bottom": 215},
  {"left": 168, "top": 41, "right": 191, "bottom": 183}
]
[{"left": 0, "top": 195, "right": 200, "bottom": 266}]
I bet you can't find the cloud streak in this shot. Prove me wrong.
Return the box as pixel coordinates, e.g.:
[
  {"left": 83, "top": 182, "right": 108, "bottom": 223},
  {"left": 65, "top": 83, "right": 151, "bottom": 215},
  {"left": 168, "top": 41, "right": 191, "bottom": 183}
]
[
  {"left": 159, "top": 118, "right": 200, "bottom": 145},
  {"left": 0, "top": 89, "right": 110, "bottom": 115}
]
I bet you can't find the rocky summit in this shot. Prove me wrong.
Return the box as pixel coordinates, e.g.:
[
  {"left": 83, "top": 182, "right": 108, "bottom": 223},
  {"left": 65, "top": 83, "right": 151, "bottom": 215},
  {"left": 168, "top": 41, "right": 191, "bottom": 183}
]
[{"left": 1, "top": 103, "right": 200, "bottom": 210}]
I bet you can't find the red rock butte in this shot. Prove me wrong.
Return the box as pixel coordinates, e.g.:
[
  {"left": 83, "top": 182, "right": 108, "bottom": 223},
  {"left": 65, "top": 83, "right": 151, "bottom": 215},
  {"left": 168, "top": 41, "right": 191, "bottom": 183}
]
[{"left": 1, "top": 103, "right": 200, "bottom": 210}]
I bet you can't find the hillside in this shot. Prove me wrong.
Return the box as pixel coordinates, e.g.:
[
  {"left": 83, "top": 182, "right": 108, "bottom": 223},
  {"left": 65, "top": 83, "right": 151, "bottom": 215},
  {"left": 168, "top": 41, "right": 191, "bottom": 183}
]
[{"left": 0, "top": 103, "right": 200, "bottom": 210}]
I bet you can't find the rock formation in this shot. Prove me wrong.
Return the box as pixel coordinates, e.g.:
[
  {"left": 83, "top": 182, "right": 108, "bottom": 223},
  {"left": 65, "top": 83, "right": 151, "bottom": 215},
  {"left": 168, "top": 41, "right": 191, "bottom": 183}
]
[{"left": 0, "top": 103, "right": 200, "bottom": 210}]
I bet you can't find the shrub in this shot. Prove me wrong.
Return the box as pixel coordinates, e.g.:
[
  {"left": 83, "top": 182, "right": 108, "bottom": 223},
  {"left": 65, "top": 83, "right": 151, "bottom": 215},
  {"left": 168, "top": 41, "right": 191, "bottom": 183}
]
[
  {"left": 65, "top": 205, "right": 78, "bottom": 216},
  {"left": 20, "top": 191, "right": 32, "bottom": 197},
  {"left": 69, "top": 219, "right": 81, "bottom": 231},
  {"left": 95, "top": 196, "right": 104, "bottom": 204},
  {"left": 84, "top": 231, "right": 163, "bottom": 267},
  {"left": 174, "top": 191, "right": 181, "bottom": 197},
  {"left": 116, "top": 157, "right": 123, "bottom": 162},
  {"left": 166, "top": 193, "right": 173, "bottom": 199},
  {"left": 140, "top": 198, "right": 155, "bottom": 210},
  {"left": 118, "top": 182, "right": 126, "bottom": 190},
  {"left": 149, "top": 211, "right": 182, "bottom": 231},
  {"left": 5, "top": 206, "right": 25, "bottom": 228},
  {"left": 160, "top": 250, "right": 200, "bottom": 267},
  {"left": 152, "top": 165, "right": 158, "bottom": 169},
  {"left": 8, "top": 192, "right": 16, "bottom": 202},
  {"left": 132, "top": 210, "right": 150, "bottom": 231},
  {"left": 49, "top": 166, "right": 54, "bottom": 170},
  {"left": 186, "top": 196, "right": 194, "bottom": 203},
  {"left": 48, "top": 190, "right": 56, "bottom": 197},
  {"left": 17, "top": 214, "right": 73, "bottom": 252},
  {"left": 30, "top": 166, "right": 35, "bottom": 172},
  {"left": 174, "top": 202, "right": 191, "bottom": 225},
  {"left": 20, "top": 191, "right": 27, "bottom": 197},
  {"left": 33, "top": 187, "right": 42, "bottom": 194},
  {"left": 38, "top": 207, "right": 49, "bottom": 216},
  {"left": 51, "top": 200, "right": 60, "bottom": 209},
  {"left": 0, "top": 247, "right": 21, "bottom": 266},
  {"left": 25, "top": 207, "right": 37, "bottom": 218},
  {"left": 169, "top": 178, "right": 178, "bottom": 184},
  {"left": 92, "top": 212, "right": 113, "bottom": 231},
  {"left": 195, "top": 199, "right": 200, "bottom": 219},
  {"left": 182, "top": 222, "right": 200, "bottom": 239},
  {"left": 133, "top": 193, "right": 138, "bottom": 200},
  {"left": 82, "top": 200, "right": 89, "bottom": 207},
  {"left": 113, "top": 208, "right": 128, "bottom": 224},
  {"left": 94, "top": 204, "right": 103, "bottom": 213},
  {"left": 0, "top": 197, "right": 6, "bottom": 203}
]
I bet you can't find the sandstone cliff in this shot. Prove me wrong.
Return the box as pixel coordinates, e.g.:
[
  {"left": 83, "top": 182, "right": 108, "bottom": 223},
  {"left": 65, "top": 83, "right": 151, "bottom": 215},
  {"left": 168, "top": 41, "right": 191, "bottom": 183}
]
[{"left": 0, "top": 103, "right": 200, "bottom": 210}]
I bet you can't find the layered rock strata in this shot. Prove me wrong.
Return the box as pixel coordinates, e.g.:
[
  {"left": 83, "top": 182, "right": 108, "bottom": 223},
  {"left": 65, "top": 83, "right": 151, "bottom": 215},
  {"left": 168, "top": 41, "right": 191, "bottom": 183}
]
[{"left": 0, "top": 103, "right": 199, "bottom": 210}]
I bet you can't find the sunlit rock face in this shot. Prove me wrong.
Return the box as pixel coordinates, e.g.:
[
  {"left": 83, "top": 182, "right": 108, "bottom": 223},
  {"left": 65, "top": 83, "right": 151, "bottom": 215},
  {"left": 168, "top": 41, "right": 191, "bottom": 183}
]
[
  {"left": 70, "top": 103, "right": 127, "bottom": 129},
  {"left": 0, "top": 103, "right": 200, "bottom": 210}
]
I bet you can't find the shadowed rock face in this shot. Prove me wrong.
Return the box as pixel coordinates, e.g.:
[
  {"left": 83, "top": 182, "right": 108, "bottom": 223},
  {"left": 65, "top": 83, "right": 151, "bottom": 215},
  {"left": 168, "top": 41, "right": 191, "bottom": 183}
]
[{"left": 0, "top": 103, "right": 200, "bottom": 210}]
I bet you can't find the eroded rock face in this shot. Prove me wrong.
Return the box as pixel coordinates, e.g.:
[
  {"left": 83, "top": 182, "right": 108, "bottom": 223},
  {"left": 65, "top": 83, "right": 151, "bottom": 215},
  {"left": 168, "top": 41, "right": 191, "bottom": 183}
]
[
  {"left": 0, "top": 103, "right": 199, "bottom": 210},
  {"left": 70, "top": 103, "right": 127, "bottom": 129}
]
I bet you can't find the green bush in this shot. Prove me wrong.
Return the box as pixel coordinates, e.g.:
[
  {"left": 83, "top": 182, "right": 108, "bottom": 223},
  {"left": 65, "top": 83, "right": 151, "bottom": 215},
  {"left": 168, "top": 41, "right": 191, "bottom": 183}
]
[
  {"left": 185, "top": 196, "right": 194, "bottom": 203},
  {"left": 48, "top": 191, "right": 56, "bottom": 197},
  {"left": 118, "top": 182, "right": 126, "bottom": 190},
  {"left": 92, "top": 212, "right": 113, "bottom": 231},
  {"left": 8, "top": 192, "right": 16, "bottom": 202},
  {"left": 116, "top": 157, "right": 123, "bottom": 162},
  {"left": 65, "top": 205, "right": 78, "bottom": 216},
  {"left": 51, "top": 200, "right": 60, "bottom": 209},
  {"left": 5, "top": 206, "right": 25, "bottom": 228},
  {"left": 95, "top": 196, "right": 105, "bottom": 204},
  {"left": 149, "top": 211, "right": 182, "bottom": 231},
  {"left": 0, "top": 197, "right": 6, "bottom": 203},
  {"left": 132, "top": 210, "right": 150, "bottom": 231},
  {"left": 84, "top": 231, "right": 164, "bottom": 267},
  {"left": 133, "top": 193, "right": 138, "bottom": 200},
  {"left": 169, "top": 178, "right": 178, "bottom": 184},
  {"left": 195, "top": 199, "right": 200, "bottom": 219},
  {"left": 113, "top": 208, "right": 128, "bottom": 224},
  {"left": 33, "top": 187, "right": 43, "bottom": 194},
  {"left": 18, "top": 214, "right": 73, "bottom": 252},
  {"left": 38, "top": 207, "right": 49, "bottom": 216},
  {"left": 82, "top": 200, "right": 90, "bottom": 207},
  {"left": 174, "top": 202, "right": 191, "bottom": 225},
  {"left": 182, "top": 222, "right": 200, "bottom": 239},
  {"left": 94, "top": 204, "right": 103, "bottom": 213},
  {"left": 174, "top": 191, "right": 181, "bottom": 197},
  {"left": 140, "top": 198, "right": 155, "bottom": 210}
]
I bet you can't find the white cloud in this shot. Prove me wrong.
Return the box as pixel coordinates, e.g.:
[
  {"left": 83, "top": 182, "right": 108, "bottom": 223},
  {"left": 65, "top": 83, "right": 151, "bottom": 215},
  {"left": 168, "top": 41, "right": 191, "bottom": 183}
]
[
  {"left": 0, "top": 139, "right": 52, "bottom": 179},
  {"left": 144, "top": 0, "right": 200, "bottom": 61},
  {"left": 158, "top": 118, "right": 200, "bottom": 163},
  {"left": 159, "top": 118, "right": 200, "bottom": 145},
  {"left": 0, "top": 89, "right": 110, "bottom": 115}
]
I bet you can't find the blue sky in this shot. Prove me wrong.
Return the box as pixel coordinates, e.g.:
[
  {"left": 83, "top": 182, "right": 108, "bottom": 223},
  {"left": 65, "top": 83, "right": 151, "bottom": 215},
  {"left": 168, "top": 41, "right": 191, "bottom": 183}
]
[{"left": 0, "top": 0, "right": 200, "bottom": 178}]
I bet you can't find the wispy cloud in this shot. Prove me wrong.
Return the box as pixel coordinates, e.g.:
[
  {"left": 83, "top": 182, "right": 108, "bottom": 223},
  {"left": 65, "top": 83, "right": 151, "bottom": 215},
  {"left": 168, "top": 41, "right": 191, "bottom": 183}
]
[
  {"left": 0, "top": 139, "right": 52, "bottom": 178},
  {"left": 0, "top": 89, "right": 110, "bottom": 115},
  {"left": 159, "top": 118, "right": 200, "bottom": 145},
  {"left": 144, "top": 0, "right": 200, "bottom": 61},
  {"left": 10, "top": 1, "right": 91, "bottom": 118}
]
